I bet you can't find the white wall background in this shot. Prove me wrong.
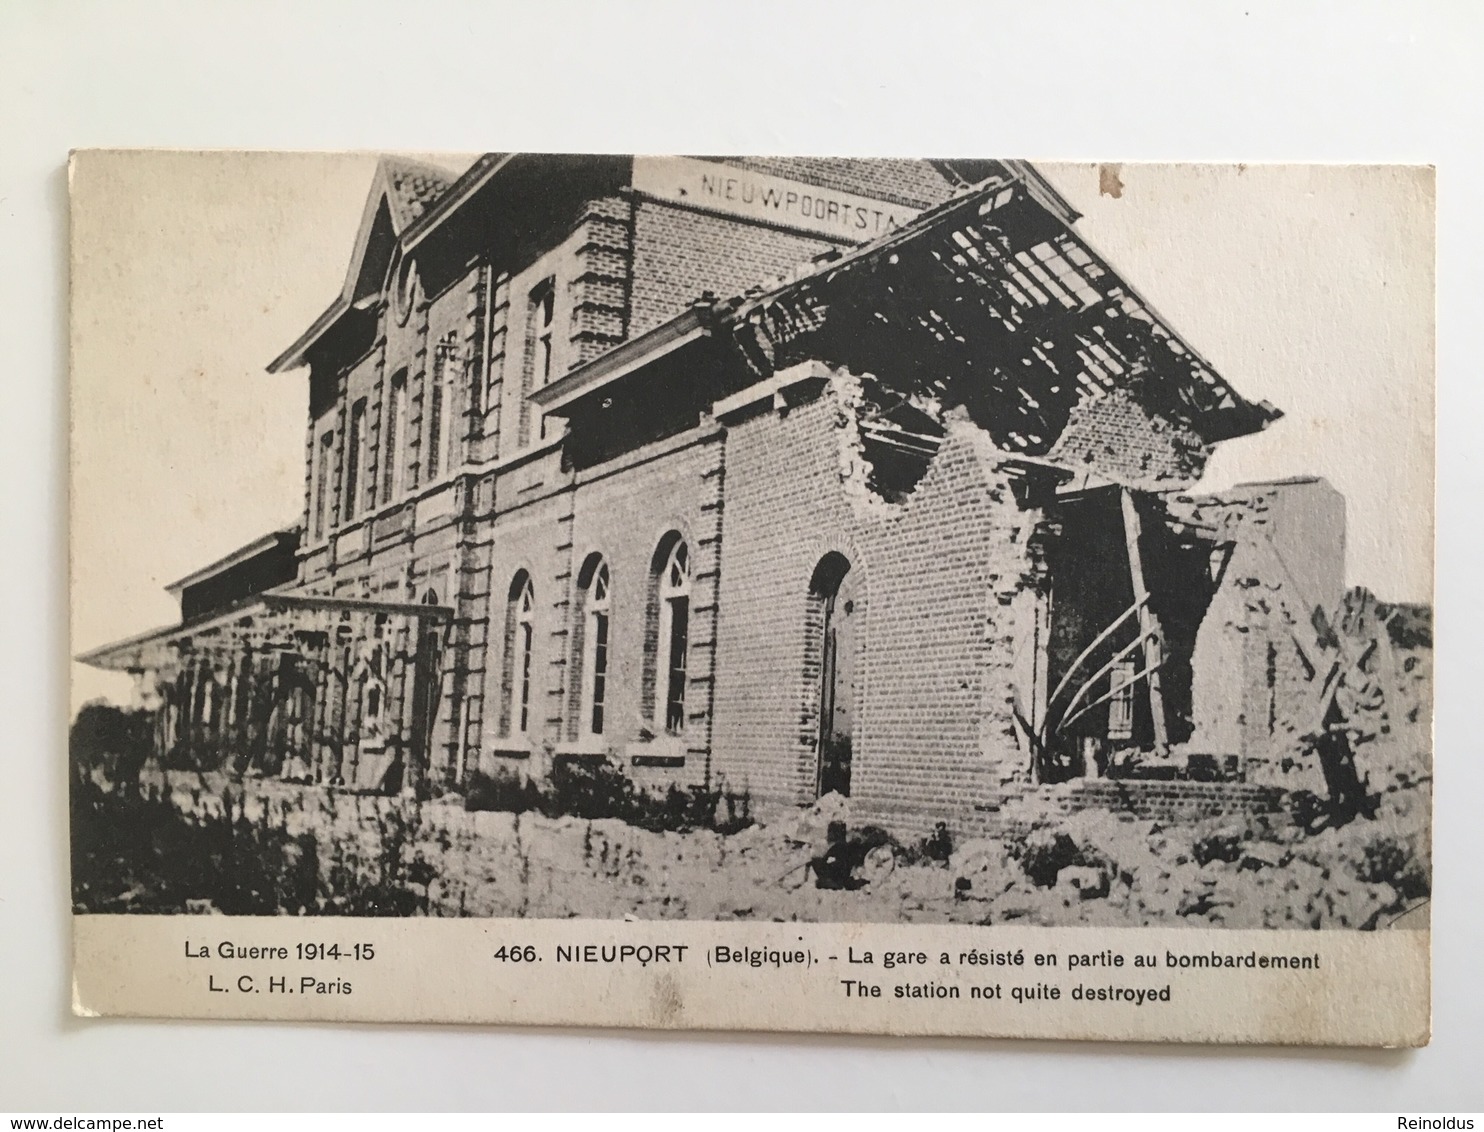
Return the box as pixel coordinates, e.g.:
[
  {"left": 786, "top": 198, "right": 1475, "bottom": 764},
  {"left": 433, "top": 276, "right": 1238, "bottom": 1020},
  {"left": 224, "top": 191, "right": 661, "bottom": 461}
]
[{"left": 2, "top": 0, "right": 1479, "bottom": 1111}]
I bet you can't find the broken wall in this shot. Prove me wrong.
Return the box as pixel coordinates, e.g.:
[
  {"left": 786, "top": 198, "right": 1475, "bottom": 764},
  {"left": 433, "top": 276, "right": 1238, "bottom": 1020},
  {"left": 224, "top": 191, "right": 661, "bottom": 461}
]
[
  {"left": 1173, "top": 478, "right": 1346, "bottom": 781},
  {"left": 1043, "top": 386, "right": 1213, "bottom": 490},
  {"left": 711, "top": 363, "right": 1048, "bottom": 826}
]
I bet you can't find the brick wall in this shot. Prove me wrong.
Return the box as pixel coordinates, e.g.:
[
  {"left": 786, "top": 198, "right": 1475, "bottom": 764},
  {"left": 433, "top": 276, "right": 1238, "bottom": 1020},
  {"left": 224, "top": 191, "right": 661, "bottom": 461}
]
[
  {"left": 990, "top": 779, "right": 1290, "bottom": 837},
  {"left": 296, "top": 255, "right": 494, "bottom": 787},
  {"left": 712, "top": 365, "right": 1048, "bottom": 823},
  {"left": 471, "top": 429, "right": 723, "bottom": 788},
  {"left": 478, "top": 269, "right": 509, "bottom": 464},
  {"left": 628, "top": 201, "right": 830, "bottom": 336},
  {"left": 476, "top": 454, "right": 571, "bottom": 772},
  {"left": 302, "top": 158, "right": 967, "bottom": 566},
  {"left": 565, "top": 429, "right": 724, "bottom": 788},
  {"left": 566, "top": 198, "right": 632, "bottom": 368},
  {"left": 293, "top": 159, "right": 1337, "bottom": 818},
  {"left": 1043, "top": 386, "right": 1212, "bottom": 489},
  {"left": 710, "top": 380, "right": 858, "bottom": 803},
  {"left": 625, "top": 158, "right": 962, "bottom": 338},
  {"left": 853, "top": 420, "right": 1046, "bottom": 821},
  {"left": 419, "top": 267, "right": 476, "bottom": 483}
]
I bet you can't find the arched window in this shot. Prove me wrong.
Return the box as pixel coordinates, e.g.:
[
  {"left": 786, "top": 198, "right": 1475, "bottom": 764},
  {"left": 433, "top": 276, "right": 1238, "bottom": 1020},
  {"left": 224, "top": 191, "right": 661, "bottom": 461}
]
[
  {"left": 654, "top": 539, "right": 690, "bottom": 735},
  {"left": 502, "top": 572, "right": 536, "bottom": 736},
  {"left": 807, "top": 553, "right": 858, "bottom": 798},
  {"left": 576, "top": 557, "right": 611, "bottom": 736}
]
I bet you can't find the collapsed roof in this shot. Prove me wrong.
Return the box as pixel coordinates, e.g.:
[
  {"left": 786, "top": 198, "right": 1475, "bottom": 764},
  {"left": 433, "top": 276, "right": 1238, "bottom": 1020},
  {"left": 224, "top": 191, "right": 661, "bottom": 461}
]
[
  {"left": 274, "top": 154, "right": 1279, "bottom": 476},
  {"left": 720, "top": 174, "right": 1280, "bottom": 458},
  {"left": 535, "top": 166, "right": 1280, "bottom": 481}
]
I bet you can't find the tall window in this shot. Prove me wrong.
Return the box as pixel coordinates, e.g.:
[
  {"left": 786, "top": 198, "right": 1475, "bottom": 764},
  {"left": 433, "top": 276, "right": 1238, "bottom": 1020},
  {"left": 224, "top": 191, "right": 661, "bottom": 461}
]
[
  {"left": 427, "top": 337, "right": 458, "bottom": 481},
  {"left": 518, "top": 279, "right": 556, "bottom": 448},
  {"left": 579, "top": 558, "right": 611, "bottom": 736},
  {"left": 809, "top": 552, "right": 856, "bottom": 798},
  {"left": 532, "top": 281, "right": 555, "bottom": 386},
  {"left": 363, "top": 681, "right": 384, "bottom": 727},
  {"left": 504, "top": 572, "right": 536, "bottom": 736},
  {"left": 312, "top": 429, "right": 333, "bottom": 540},
  {"left": 1108, "top": 658, "right": 1136, "bottom": 741},
  {"left": 656, "top": 540, "right": 690, "bottom": 735},
  {"left": 383, "top": 370, "right": 408, "bottom": 501},
  {"left": 345, "top": 399, "right": 366, "bottom": 520},
  {"left": 357, "top": 644, "right": 386, "bottom": 741}
]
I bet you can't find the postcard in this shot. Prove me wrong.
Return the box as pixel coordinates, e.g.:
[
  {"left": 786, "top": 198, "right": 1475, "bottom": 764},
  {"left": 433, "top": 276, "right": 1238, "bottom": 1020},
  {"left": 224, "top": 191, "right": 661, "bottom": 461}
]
[{"left": 69, "top": 152, "right": 1434, "bottom": 1044}]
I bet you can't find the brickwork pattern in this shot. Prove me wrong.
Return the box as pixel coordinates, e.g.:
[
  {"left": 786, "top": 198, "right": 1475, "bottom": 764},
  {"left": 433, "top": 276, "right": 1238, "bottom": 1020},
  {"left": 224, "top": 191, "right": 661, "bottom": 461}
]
[
  {"left": 299, "top": 259, "right": 496, "bottom": 786},
  {"left": 855, "top": 425, "right": 1044, "bottom": 819},
  {"left": 712, "top": 373, "right": 1048, "bottom": 821},
  {"left": 566, "top": 197, "right": 633, "bottom": 368},
  {"left": 492, "top": 225, "right": 600, "bottom": 457},
  {"left": 563, "top": 432, "right": 723, "bottom": 784},
  {"left": 401, "top": 300, "right": 430, "bottom": 495},
  {"left": 279, "top": 158, "right": 1332, "bottom": 829},
  {"left": 1043, "top": 386, "right": 1212, "bottom": 489},
  {"left": 478, "top": 465, "right": 571, "bottom": 769},
  {"left": 628, "top": 202, "right": 830, "bottom": 335},
  {"left": 994, "top": 779, "right": 1290, "bottom": 835},
  {"left": 477, "top": 269, "right": 509, "bottom": 463},
  {"left": 339, "top": 348, "right": 382, "bottom": 529}
]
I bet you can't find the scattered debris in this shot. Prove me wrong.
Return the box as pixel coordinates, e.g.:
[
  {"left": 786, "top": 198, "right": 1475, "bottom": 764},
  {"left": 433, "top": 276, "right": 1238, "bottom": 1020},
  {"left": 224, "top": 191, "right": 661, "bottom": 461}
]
[{"left": 73, "top": 761, "right": 1430, "bottom": 929}]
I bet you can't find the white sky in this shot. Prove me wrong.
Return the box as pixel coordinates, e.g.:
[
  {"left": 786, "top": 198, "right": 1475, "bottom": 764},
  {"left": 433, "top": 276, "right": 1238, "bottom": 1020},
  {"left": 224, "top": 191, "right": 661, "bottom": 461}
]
[
  {"left": 1039, "top": 161, "right": 1434, "bottom": 601},
  {"left": 69, "top": 154, "right": 1434, "bottom": 709}
]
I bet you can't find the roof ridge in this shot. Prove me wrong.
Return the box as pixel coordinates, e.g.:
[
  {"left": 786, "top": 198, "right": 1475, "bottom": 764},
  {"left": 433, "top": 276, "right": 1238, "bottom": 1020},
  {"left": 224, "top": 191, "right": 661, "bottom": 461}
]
[
  {"left": 377, "top": 155, "right": 459, "bottom": 231},
  {"left": 378, "top": 153, "right": 457, "bottom": 181}
]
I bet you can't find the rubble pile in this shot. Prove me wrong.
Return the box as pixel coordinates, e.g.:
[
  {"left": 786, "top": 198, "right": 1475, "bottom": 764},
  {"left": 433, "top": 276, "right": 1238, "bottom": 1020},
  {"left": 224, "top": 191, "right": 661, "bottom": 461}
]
[{"left": 123, "top": 760, "right": 1428, "bottom": 929}]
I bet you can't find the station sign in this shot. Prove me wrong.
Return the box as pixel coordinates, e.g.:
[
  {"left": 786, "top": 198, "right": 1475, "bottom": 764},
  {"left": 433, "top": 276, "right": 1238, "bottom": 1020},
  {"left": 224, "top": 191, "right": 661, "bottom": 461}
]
[{"left": 632, "top": 155, "right": 922, "bottom": 244}]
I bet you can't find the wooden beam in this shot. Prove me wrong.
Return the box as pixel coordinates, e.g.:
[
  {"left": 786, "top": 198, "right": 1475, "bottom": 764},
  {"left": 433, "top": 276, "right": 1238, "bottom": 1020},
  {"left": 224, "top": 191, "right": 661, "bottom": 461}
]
[{"left": 1120, "top": 488, "right": 1169, "bottom": 752}]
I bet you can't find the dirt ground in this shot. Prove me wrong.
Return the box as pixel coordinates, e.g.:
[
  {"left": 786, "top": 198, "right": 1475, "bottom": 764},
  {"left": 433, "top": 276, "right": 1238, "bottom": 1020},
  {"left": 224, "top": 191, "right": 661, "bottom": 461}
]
[{"left": 144, "top": 757, "right": 1430, "bottom": 929}]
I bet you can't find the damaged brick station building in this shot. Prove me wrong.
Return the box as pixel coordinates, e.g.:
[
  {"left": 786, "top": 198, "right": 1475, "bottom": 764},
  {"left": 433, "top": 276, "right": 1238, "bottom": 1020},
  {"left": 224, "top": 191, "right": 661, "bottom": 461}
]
[{"left": 81, "top": 154, "right": 1348, "bottom": 833}]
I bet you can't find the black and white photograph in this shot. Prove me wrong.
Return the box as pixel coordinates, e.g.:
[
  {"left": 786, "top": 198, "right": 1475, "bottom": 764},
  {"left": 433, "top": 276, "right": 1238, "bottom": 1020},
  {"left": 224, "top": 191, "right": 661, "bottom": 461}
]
[
  {"left": 12, "top": 0, "right": 1483, "bottom": 1110},
  {"left": 70, "top": 152, "right": 1434, "bottom": 937}
]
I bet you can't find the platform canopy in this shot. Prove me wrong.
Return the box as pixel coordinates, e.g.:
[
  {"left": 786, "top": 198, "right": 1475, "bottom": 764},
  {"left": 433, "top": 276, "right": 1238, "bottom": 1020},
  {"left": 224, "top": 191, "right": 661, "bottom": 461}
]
[{"left": 77, "top": 591, "right": 452, "bottom": 675}]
